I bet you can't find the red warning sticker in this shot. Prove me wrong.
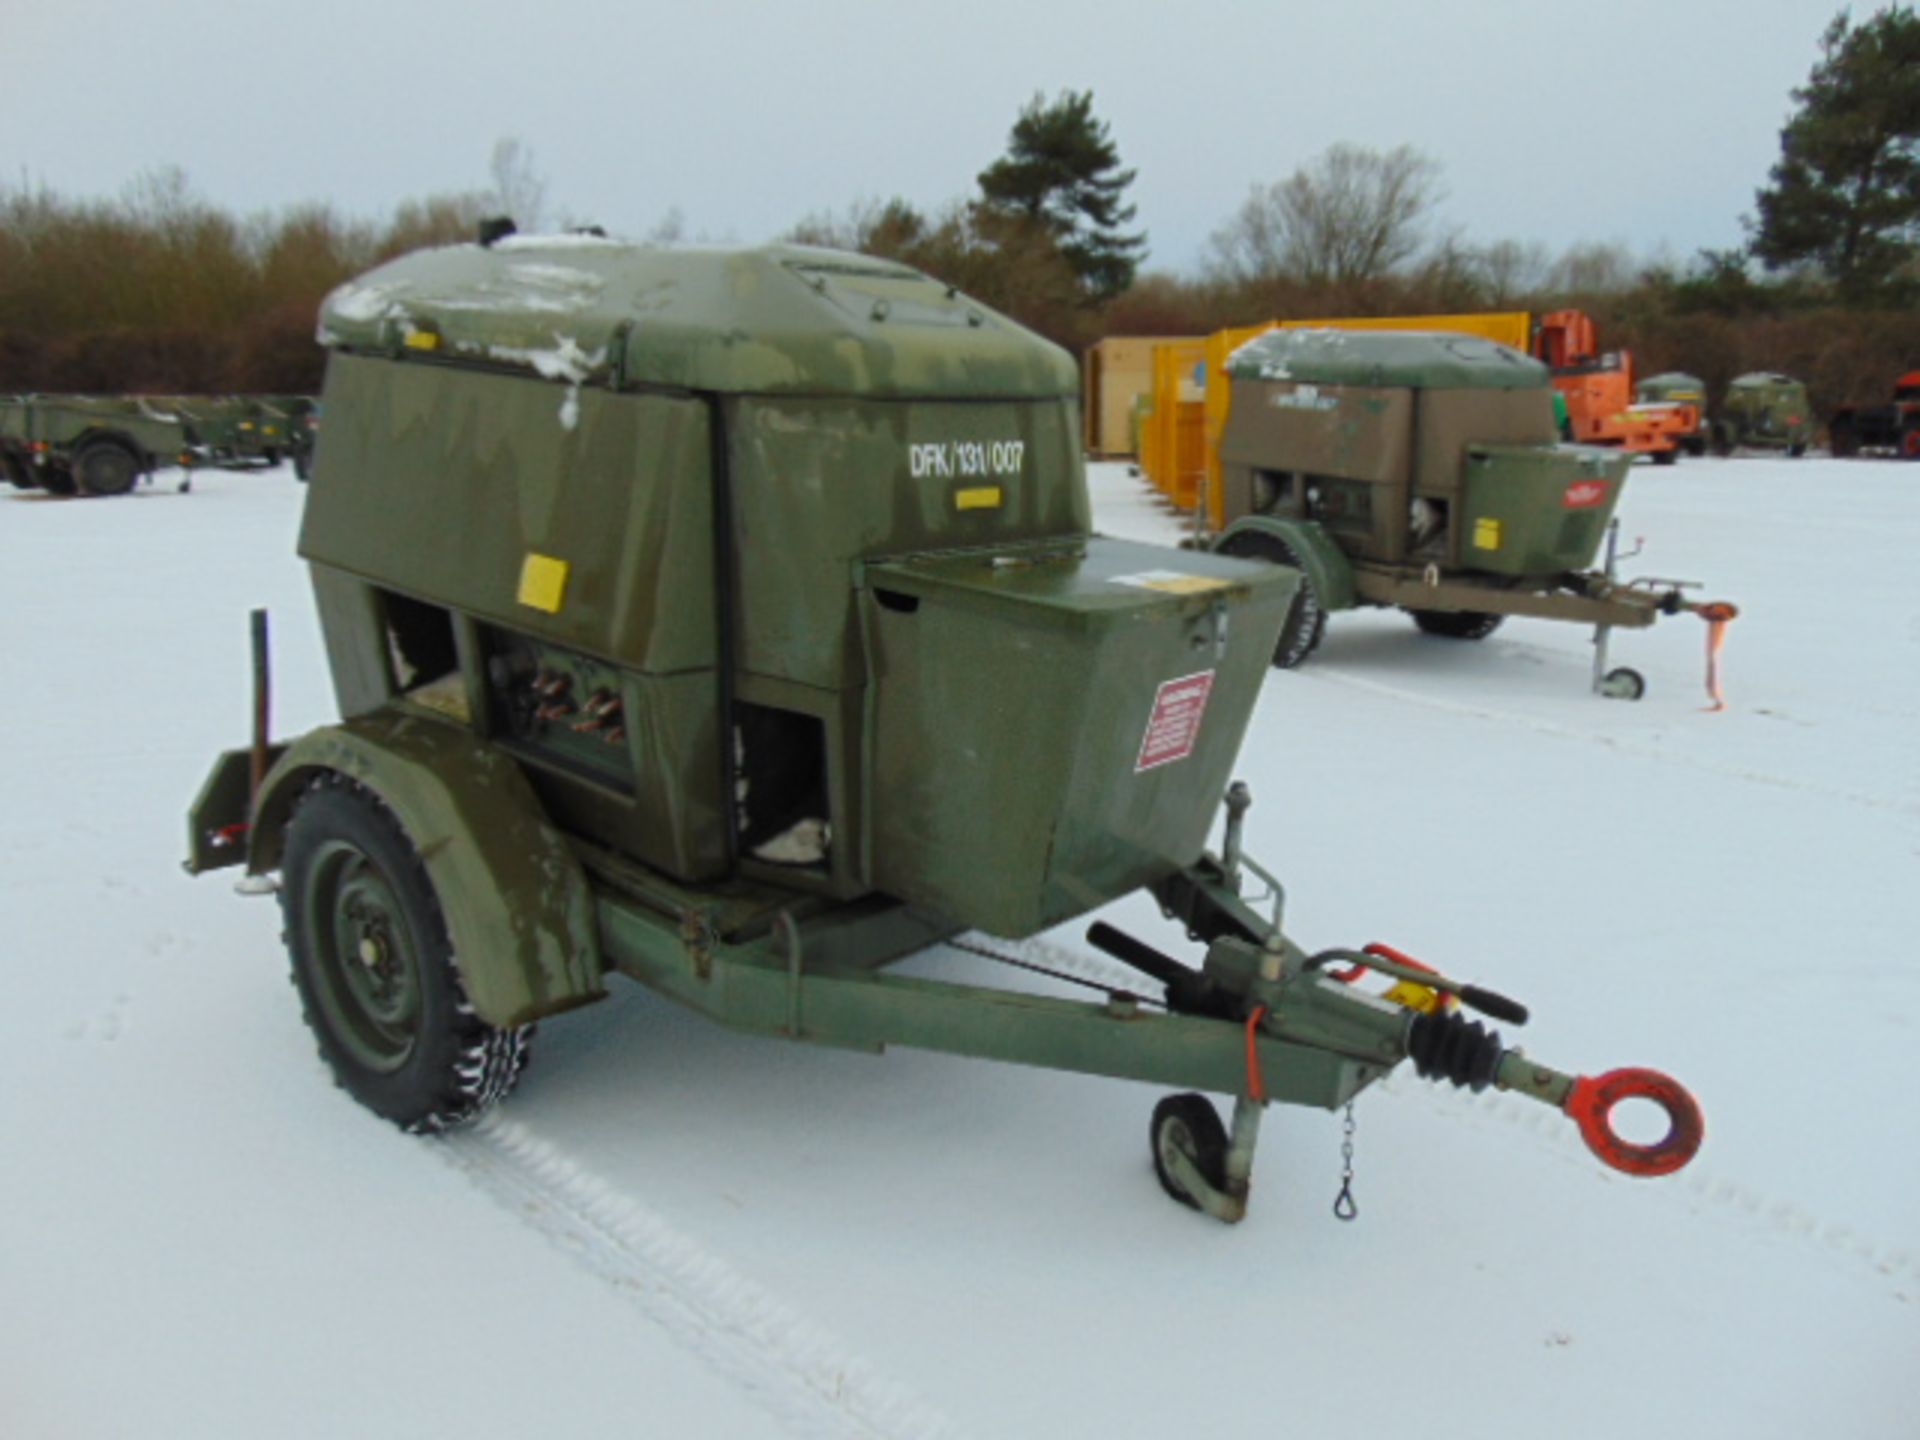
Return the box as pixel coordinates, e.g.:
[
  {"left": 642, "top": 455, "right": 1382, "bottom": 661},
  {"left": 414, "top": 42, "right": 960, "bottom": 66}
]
[
  {"left": 1563, "top": 479, "right": 1609, "bottom": 509},
  {"left": 1135, "top": 670, "right": 1216, "bottom": 772}
]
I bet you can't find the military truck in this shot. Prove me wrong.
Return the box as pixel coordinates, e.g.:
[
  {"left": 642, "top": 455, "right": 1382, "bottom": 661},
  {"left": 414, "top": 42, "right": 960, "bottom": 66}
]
[
  {"left": 1210, "top": 329, "right": 1734, "bottom": 698},
  {"left": 0, "top": 394, "right": 199, "bottom": 495},
  {"left": 1713, "top": 372, "right": 1812, "bottom": 456},
  {"left": 1826, "top": 373, "right": 1920, "bottom": 458},
  {"left": 1636, "top": 371, "right": 1709, "bottom": 456},
  {"left": 184, "top": 237, "right": 1702, "bottom": 1222}
]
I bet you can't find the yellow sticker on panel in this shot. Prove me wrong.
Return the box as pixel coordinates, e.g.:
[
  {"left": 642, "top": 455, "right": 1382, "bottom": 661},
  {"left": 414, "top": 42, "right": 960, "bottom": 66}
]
[{"left": 518, "top": 552, "right": 569, "bottom": 613}]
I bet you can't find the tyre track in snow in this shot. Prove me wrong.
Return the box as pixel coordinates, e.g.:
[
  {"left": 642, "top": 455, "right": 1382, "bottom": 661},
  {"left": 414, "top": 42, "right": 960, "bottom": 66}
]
[
  {"left": 1385, "top": 1074, "right": 1920, "bottom": 1302},
  {"left": 1310, "top": 668, "right": 1919, "bottom": 820},
  {"left": 438, "top": 1115, "right": 970, "bottom": 1440}
]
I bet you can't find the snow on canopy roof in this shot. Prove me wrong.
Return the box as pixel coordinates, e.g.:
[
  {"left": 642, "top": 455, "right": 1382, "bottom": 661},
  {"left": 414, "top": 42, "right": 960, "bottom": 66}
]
[
  {"left": 1226, "top": 327, "right": 1548, "bottom": 390},
  {"left": 316, "top": 239, "right": 1078, "bottom": 400},
  {"left": 1729, "top": 372, "right": 1804, "bottom": 389}
]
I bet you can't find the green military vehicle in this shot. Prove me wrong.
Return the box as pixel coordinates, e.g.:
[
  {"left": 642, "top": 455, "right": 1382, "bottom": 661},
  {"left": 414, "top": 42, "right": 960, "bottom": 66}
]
[
  {"left": 0, "top": 394, "right": 199, "bottom": 496},
  {"left": 272, "top": 395, "right": 319, "bottom": 479},
  {"left": 156, "top": 395, "right": 287, "bottom": 468},
  {"left": 184, "top": 236, "right": 1701, "bottom": 1221},
  {"left": 1210, "top": 329, "right": 1736, "bottom": 699},
  {"left": 1713, "top": 372, "right": 1812, "bottom": 456},
  {"left": 1635, "top": 371, "right": 1709, "bottom": 456}
]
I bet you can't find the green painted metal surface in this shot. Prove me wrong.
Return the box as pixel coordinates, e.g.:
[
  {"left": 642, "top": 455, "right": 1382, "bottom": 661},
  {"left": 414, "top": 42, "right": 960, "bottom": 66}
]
[
  {"left": 596, "top": 892, "right": 1387, "bottom": 1107},
  {"left": 1460, "top": 443, "right": 1628, "bottom": 576},
  {"left": 864, "top": 538, "right": 1295, "bottom": 936},
  {"left": 1227, "top": 328, "right": 1548, "bottom": 391},
  {"left": 318, "top": 239, "right": 1080, "bottom": 401},
  {"left": 729, "top": 393, "right": 1088, "bottom": 689},
  {"left": 246, "top": 712, "right": 605, "bottom": 1027},
  {"left": 1211, "top": 516, "right": 1358, "bottom": 611}
]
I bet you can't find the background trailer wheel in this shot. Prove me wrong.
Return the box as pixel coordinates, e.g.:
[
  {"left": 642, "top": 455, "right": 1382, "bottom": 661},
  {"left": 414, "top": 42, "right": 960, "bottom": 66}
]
[
  {"left": 1217, "top": 531, "right": 1325, "bottom": 668},
  {"left": 281, "top": 776, "right": 531, "bottom": 1132},
  {"left": 1408, "top": 609, "right": 1504, "bottom": 641},
  {"left": 1599, "top": 666, "right": 1646, "bottom": 701}
]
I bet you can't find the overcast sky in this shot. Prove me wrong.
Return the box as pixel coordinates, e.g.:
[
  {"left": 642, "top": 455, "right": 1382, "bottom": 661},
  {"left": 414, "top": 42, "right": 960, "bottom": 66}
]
[{"left": 1, "top": 0, "right": 1850, "bottom": 277}]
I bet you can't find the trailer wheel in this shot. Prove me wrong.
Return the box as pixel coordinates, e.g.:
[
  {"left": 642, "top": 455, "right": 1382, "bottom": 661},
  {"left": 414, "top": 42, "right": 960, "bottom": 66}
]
[
  {"left": 1651, "top": 448, "right": 1678, "bottom": 466},
  {"left": 1787, "top": 441, "right": 1807, "bottom": 458},
  {"left": 1409, "top": 609, "right": 1504, "bottom": 641},
  {"left": 1218, "top": 531, "right": 1325, "bottom": 668},
  {"left": 1828, "top": 418, "right": 1858, "bottom": 458},
  {"left": 71, "top": 439, "right": 142, "bottom": 497},
  {"left": 1, "top": 452, "right": 34, "bottom": 489},
  {"left": 1710, "top": 422, "right": 1735, "bottom": 457},
  {"left": 1599, "top": 666, "right": 1646, "bottom": 701},
  {"left": 1150, "top": 1093, "right": 1229, "bottom": 1210},
  {"left": 281, "top": 775, "right": 532, "bottom": 1132}
]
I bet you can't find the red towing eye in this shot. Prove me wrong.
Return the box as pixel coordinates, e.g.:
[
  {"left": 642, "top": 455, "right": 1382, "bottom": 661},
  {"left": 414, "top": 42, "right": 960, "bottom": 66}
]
[
  {"left": 1336, "top": 941, "right": 1705, "bottom": 1176},
  {"left": 1564, "top": 1068, "right": 1705, "bottom": 1176}
]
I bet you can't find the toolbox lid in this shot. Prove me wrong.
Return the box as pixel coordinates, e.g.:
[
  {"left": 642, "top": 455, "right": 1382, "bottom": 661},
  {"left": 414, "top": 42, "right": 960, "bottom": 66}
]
[
  {"left": 867, "top": 537, "right": 1293, "bottom": 629},
  {"left": 317, "top": 238, "right": 1079, "bottom": 401},
  {"left": 1227, "top": 328, "right": 1547, "bottom": 391}
]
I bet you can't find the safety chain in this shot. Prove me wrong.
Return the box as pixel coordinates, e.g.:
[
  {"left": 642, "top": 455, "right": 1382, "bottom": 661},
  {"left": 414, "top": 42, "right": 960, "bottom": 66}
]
[
  {"left": 946, "top": 934, "right": 1164, "bottom": 1009},
  {"left": 1333, "top": 1102, "right": 1359, "bottom": 1221}
]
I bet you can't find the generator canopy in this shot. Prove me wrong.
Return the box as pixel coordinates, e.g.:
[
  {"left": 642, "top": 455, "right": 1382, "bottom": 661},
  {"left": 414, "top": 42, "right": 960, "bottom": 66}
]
[
  {"left": 1226, "top": 328, "right": 1548, "bottom": 391},
  {"left": 316, "top": 238, "right": 1079, "bottom": 401},
  {"left": 1639, "top": 371, "right": 1705, "bottom": 393},
  {"left": 1728, "top": 372, "right": 1803, "bottom": 392}
]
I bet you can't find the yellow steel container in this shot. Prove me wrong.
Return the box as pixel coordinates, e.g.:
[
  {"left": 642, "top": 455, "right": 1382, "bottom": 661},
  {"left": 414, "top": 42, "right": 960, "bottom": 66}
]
[{"left": 1144, "top": 340, "right": 1208, "bottom": 509}]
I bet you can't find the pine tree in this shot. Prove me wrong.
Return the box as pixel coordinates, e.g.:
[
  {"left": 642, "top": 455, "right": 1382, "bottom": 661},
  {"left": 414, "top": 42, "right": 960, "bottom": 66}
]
[
  {"left": 977, "top": 90, "right": 1146, "bottom": 304},
  {"left": 1751, "top": 6, "right": 1920, "bottom": 297}
]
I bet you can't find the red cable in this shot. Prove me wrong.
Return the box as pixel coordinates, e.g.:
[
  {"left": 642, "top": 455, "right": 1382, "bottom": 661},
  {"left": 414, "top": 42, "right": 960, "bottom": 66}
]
[{"left": 1245, "top": 1005, "right": 1269, "bottom": 1103}]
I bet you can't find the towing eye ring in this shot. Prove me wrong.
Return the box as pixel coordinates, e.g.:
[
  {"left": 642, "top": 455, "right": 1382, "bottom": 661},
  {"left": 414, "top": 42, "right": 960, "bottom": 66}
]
[{"left": 1563, "top": 1067, "right": 1704, "bottom": 1176}]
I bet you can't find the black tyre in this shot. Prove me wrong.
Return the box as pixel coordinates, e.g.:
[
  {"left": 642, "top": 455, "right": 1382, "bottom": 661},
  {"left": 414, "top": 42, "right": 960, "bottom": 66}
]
[
  {"left": 72, "top": 440, "right": 142, "bottom": 497},
  {"left": 281, "top": 775, "right": 531, "bottom": 1132},
  {"left": 1710, "top": 421, "right": 1735, "bottom": 457},
  {"left": 1599, "top": 666, "right": 1646, "bottom": 701},
  {"left": 1217, "top": 530, "right": 1326, "bottom": 668},
  {"left": 1409, "top": 609, "right": 1503, "bottom": 641},
  {"left": 292, "top": 447, "right": 310, "bottom": 482},
  {"left": 1787, "top": 441, "right": 1807, "bottom": 458},
  {"left": 1828, "top": 418, "right": 1858, "bottom": 458},
  {"left": 1150, "top": 1093, "right": 1229, "bottom": 1210},
  {"left": 1, "top": 452, "right": 35, "bottom": 489},
  {"left": 1651, "top": 447, "right": 1678, "bottom": 466}
]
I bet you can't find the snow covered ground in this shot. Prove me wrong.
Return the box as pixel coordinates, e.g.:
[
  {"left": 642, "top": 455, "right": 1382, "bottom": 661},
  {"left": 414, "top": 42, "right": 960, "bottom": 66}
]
[{"left": 2, "top": 453, "right": 1914, "bottom": 1438}]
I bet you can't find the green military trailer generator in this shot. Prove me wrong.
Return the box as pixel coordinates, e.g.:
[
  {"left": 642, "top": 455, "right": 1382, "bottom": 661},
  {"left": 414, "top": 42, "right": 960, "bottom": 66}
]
[
  {"left": 1713, "top": 372, "right": 1813, "bottom": 457},
  {"left": 1210, "top": 329, "right": 1737, "bottom": 700},
  {"left": 1635, "top": 371, "right": 1709, "bottom": 456},
  {"left": 184, "top": 236, "right": 1701, "bottom": 1222},
  {"left": 0, "top": 394, "right": 200, "bottom": 496}
]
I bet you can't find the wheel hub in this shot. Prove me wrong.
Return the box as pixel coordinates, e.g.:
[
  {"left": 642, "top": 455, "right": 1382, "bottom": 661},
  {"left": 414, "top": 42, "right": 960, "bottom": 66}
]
[{"left": 308, "top": 845, "right": 424, "bottom": 1073}]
